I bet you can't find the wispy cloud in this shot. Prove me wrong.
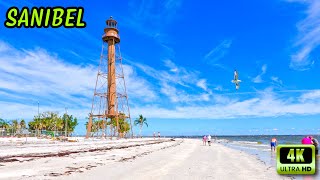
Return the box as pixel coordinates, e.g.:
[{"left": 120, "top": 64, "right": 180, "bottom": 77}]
[
  {"left": 299, "top": 90, "right": 320, "bottom": 102},
  {"left": 204, "top": 39, "right": 233, "bottom": 64},
  {"left": 270, "top": 76, "right": 283, "bottom": 87},
  {"left": 133, "top": 59, "right": 201, "bottom": 88},
  {"left": 252, "top": 64, "right": 267, "bottom": 83},
  {"left": 131, "top": 88, "right": 320, "bottom": 119},
  {"left": 127, "top": 58, "right": 214, "bottom": 103},
  {"left": 122, "top": 65, "right": 158, "bottom": 101},
  {"left": 0, "top": 41, "right": 156, "bottom": 119},
  {"left": 288, "top": 0, "right": 320, "bottom": 70},
  {"left": 160, "top": 82, "right": 211, "bottom": 103},
  {"left": 2, "top": 41, "right": 320, "bottom": 121},
  {"left": 163, "top": 59, "right": 179, "bottom": 72},
  {"left": 214, "top": 85, "right": 224, "bottom": 91},
  {"left": 196, "top": 79, "right": 208, "bottom": 91}
]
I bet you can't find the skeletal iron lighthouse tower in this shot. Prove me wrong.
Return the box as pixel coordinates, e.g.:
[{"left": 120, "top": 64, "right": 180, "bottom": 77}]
[{"left": 86, "top": 16, "right": 132, "bottom": 139}]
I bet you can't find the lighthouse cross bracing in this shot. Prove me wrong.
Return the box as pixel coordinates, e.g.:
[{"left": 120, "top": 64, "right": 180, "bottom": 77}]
[{"left": 85, "top": 17, "right": 132, "bottom": 139}]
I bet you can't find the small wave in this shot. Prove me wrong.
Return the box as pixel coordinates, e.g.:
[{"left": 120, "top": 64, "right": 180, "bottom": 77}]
[{"left": 231, "top": 140, "right": 265, "bottom": 145}]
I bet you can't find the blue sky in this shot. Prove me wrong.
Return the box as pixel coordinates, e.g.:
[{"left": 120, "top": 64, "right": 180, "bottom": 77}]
[{"left": 0, "top": 0, "right": 320, "bottom": 135}]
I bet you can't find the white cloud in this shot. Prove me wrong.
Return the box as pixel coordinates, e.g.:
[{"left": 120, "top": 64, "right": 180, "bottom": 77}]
[
  {"left": 214, "top": 85, "right": 224, "bottom": 91},
  {"left": 299, "top": 90, "right": 320, "bottom": 102},
  {"left": 252, "top": 64, "right": 267, "bottom": 83},
  {"left": 163, "top": 59, "right": 178, "bottom": 72},
  {"left": 288, "top": 0, "right": 320, "bottom": 70},
  {"left": 130, "top": 88, "right": 320, "bottom": 119},
  {"left": 271, "top": 76, "right": 283, "bottom": 84},
  {"left": 122, "top": 64, "right": 158, "bottom": 101},
  {"left": 0, "top": 41, "right": 157, "bottom": 120},
  {"left": 271, "top": 76, "right": 283, "bottom": 87},
  {"left": 160, "top": 82, "right": 211, "bottom": 103},
  {"left": 204, "top": 39, "right": 232, "bottom": 64},
  {"left": 2, "top": 41, "right": 320, "bottom": 121},
  {"left": 131, "top": 59, "right": 215, "bottom": 103},
  {"left": 0, "top": 101, "right": 89, "bottom": 121},
  {"left": 0, "top": 46, "right": 96, "bottom": 106},
  {"left": 196, "top": 79, "right": 207, "bottom": 91},
  {"left": 0, "top": 41, "right": 12, "bottom": 52},
  {"left": 134, "top": 59, "right": 200, "bottom": 87}
]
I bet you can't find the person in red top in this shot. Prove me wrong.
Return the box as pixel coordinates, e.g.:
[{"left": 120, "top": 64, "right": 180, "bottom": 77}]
[
  {"left": 301, "top": 136, "right": 313, "bottom": 144},
  {"left": 203, "top": 135, "right": 207, "bottom": 146}
]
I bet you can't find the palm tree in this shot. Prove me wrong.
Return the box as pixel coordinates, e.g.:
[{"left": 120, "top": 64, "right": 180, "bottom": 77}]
[
  {"left": 119, "top": 120, "right": 130, "bottom": 138},
  {"left": 11, "top": 120, "right": 19, "bottom": 134},
  {"left": 0, "top": 118, "right": 9, "bottom": 129},
  {"left": 107, "top": 117, "right": 117, "bottom": 137},
  {"left": 134, "top": 115, "right": 148, "bottom": 138},
  {"left": 63, "top": 114, "right": 78, "bottom": 136},
  {"left": 20, "top": 119, "right": 26, "bottom": 129},
  {"left": 29, "top": 117, "right": 42, "bottom": 136},
  {"left": 0, "top": 119, "right": 10, "bottom": 136}
]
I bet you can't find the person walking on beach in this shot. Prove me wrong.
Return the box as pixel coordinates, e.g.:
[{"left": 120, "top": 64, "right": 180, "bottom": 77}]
[
  {"left": 207, "top": 135, "right": 212, "bottom": 146},
  {"left": 153, "top": 132, "right": 156, "bottom": 139},
  {"left": 158, "top": 132, "right": 160, "bottom": 139},
  {"left": 203, "top": 135, "right": 207, "bottom": 146},
  {"left": 270, "top": 137, "right": 277, "bottom": 151},
  {"left": 311, "top": 137, "right": 319, "bottom": 155}
]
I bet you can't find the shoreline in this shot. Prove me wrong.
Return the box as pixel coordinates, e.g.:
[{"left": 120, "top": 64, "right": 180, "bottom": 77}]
[{"left": 0, "top": 137, "right": 293, "bottom": 179}]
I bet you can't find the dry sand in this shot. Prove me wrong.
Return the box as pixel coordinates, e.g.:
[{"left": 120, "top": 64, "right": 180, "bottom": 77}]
[{"left": 0, "top": 138, "right": 292, "bottom": 180}]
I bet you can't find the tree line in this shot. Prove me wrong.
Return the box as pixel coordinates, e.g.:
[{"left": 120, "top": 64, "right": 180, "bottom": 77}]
[
  {"left": 0, "top": 111, "right": 78, "bottom": 137},
  {"left": 0, "top": 118, "right": 27, "bottom": 132},
  {"left": 1, "top": 113, "right": 149, "bottom": 138},
  {"left": 85, "top": 114, "right": 149, "bottom": 138}
]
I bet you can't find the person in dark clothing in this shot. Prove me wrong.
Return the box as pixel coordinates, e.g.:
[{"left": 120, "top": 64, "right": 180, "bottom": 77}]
[{"left": 311, "top": 137, "right": 319, "bottom": 155}]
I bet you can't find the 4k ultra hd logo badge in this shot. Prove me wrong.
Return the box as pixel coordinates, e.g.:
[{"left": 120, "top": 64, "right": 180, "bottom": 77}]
[{"left": 277, "top": 145, "right": 316, "bottom": 175}]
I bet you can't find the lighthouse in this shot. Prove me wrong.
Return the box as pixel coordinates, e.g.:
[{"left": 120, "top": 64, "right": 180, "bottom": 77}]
[{"left": 86, "top": 17, "right": 132, "bottom": 139}]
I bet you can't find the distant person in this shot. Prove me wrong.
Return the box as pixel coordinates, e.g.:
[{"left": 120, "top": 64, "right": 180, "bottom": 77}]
[
  {"left": 158, "top": 132, "right": 160, "bottom": 138},
  {"left": 203, "top": 135, "right": 207, "bottom": 146},
  {"left": 311, "top": 137, "right": 319, "bottom": 155},
  {"left": 153, "top": 132, "right": 156, "bottom": 139},
  {"left": 270, "top": 137, "right": 277, "bottom": 151},
  {"left": 302, "top": 136, "right": 313, "bottom": 144},
  {"left": 207, "top": 135, "right": 212, "bottom": 146}
]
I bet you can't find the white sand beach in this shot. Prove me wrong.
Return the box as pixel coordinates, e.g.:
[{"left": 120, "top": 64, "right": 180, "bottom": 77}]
[{"left": 0, "top": 138, "right": 293, "bottom": 179}]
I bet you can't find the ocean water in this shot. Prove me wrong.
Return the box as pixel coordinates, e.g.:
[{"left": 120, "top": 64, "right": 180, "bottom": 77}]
[
  {"left": 215, "top": 135, "right": 320, "bottom": 179},
  {"left": 217, "top": 135, "right": 320, "bottom": 145}
]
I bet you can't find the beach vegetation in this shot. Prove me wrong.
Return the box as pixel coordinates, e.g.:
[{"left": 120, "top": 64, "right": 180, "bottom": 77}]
[
  {"left": 109, "top": 114, "right": 131, "bottom": 138},
  {"left": 28, "top": 111, "right": 78, "bottom": 137},
  {"left": 0, "top": 119, "right": 11, "bottom": 135},
  {"left": 0, "top": 118, "right": 10, "bottom": 129},
  {"left": 20, "top": 119, "right": 26, "bottom": 129},
  {"left": 0, "top": 118, "right": 28, "bottom": 136},
  {"left": 134, "top": 114, "right": 148, "bottom": 138},
  {"left": 85, "top": 113, "right": 131, "bottom": 138}
]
